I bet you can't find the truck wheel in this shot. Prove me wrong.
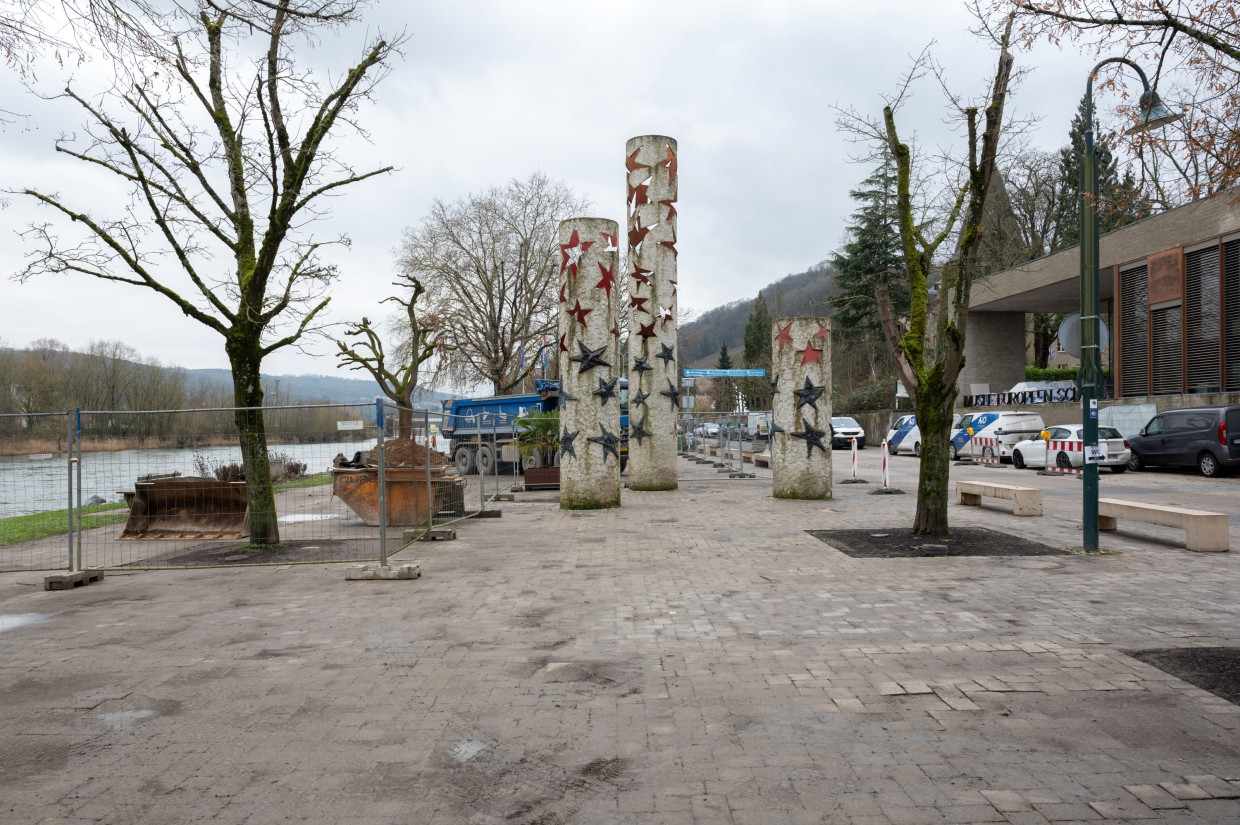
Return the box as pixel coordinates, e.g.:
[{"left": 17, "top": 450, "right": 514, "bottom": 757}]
[
  {"left": 453, "top": 446, "right": 475, "bottom": 475},
  {"left": 476, "top": 444, "right": 496, "bottom": 475},
  {"left": 523, "top": 451, "right": 544, "bottom": 470}
]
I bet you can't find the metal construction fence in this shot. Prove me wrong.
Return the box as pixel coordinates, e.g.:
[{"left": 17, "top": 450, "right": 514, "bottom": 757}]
[
  {"left": 677, "top": 410, "right": 773, "bottom": 478},
  {"left": 0, "top": 402, "right": 519, "bottom": 574}
]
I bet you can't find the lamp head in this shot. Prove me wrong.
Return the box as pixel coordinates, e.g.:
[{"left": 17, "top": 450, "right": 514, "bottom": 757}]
[{"left": 1124, "top": 88, "right": 1183, "bottom": 135}]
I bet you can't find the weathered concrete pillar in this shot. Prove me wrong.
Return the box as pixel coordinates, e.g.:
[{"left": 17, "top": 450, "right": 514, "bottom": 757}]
[
  {"left": 558, "top": 218, "right": 622, "bottom": 510},
  {"left": 625, "top": 134, "right": 679, "bottom": 491},
  {"left": 770, "top": 317, "right": 832, "bottom": 500}
]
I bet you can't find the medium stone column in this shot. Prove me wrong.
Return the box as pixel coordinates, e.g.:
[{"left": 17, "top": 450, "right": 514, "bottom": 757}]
[
  {"left": 770, "top": 317, "right": 832, "bottom": 500},
  {"left": 625, "top": 134, "right": 679, "bottom": 491},
  {"left": 557, "top": 218, "right": 621, "bottom": 510}
]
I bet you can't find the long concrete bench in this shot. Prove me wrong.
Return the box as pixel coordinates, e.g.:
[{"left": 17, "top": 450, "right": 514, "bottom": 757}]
[
  {"left": 955, "top": 480, "right": 1042, "bottom": 517},
  {"left": 1098, "top": 498, "right": 1230, "bottom": 553},
  {"left": 751, "top": 453, "right": 770, "bottom": 468}
]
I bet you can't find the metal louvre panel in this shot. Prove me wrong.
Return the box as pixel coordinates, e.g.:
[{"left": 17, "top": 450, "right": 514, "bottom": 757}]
[
  {"left": 1119, "top": 265, "right": 1149, "bottom": 397},
  {"left": 1185, "top": 245, "right": 1221, "bottom": 393},
  {"left": 1226, "top": 239, "right": 1240, "bottom": 392},
  {"left": 1151, "top": 304, "right": 1183, "bottom": 395}
]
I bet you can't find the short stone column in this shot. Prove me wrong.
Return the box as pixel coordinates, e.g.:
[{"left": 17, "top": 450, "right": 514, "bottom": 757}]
[
  {"left": 557, "top": 217, "right": 622, "bottom": 510},
  {"left": 625, "top": 134, "right": 679, "bottom": 491},
  {"left": 770, "top": 317, "right": 832, "bottom": 500}
]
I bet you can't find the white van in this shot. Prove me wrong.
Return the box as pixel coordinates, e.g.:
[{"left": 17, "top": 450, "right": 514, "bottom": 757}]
[
  {"left": 886, "top": 413, "right": 962, "bottom": 456},
  {"left": 953, "top": 410, "right": 1046, "bottom": 462}
]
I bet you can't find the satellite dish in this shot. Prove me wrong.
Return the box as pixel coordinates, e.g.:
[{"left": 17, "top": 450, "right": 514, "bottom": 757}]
[{"left": 1057, "top": 313, "right": 1109, "bottom": 357}]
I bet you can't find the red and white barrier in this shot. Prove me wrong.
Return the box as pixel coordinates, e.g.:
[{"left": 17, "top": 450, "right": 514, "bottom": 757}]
[
  {"left": 879, "top": 440, "right": 890, "bottom": 489},
  {"left": 1045, "top": 440, "right": 1082, "bottom": 475},
  {"left": 972, "top": 436, "right": 1001, "bottom": 466},
  {"left": 849, "top": 438, "right": 859, "bottom": 480}
]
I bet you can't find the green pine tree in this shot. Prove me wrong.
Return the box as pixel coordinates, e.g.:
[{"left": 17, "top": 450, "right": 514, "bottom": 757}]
[
  {"left": 741, "top": 292, "right": 773, "bottom": 409},
  {"left": 829, "top": 156, "right": 909, "bottom": 333},
  {"left": 715, "top": 343, "right": 733, "bottom": 370}
]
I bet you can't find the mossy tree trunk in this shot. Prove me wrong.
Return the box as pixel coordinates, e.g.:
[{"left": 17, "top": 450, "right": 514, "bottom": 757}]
[{"left": 227, "top": 331, "right": 279, "bottom": 544}]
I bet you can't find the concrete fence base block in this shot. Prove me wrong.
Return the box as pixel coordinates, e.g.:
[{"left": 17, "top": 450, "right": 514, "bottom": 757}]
[
  {"left": 345, "top": 563, "right": 422, "bottom": 581},
  {"left": 868, "top": 488, "right": 905, "bottom": 495},
  {"left": 44, "top": 570, "right": 105, "bottom": 591},
  {"left": 839, "top": 478, "right": 869, "bottom": 485}
]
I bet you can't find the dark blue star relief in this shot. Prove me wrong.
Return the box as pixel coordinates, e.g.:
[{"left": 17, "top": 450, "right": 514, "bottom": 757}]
[
  {"left": 631, "top": 356, "right": 653, "bottom": 377},
  {"left": 656, "top": 343, "right": 676, "bottom": 365},
  {"left": 559, "top": 429, "right": 579, "bottom": 459},
  {"left": 632, "top": 387, "right": 650, "bottom": 407},
  {"left": 770, "top": 375, "right": 780, "bottom": 396},
  {"left": 629, "top": 414, "right": 650, "bottom": 446},
  {"left": 569, "top": 341, "right": 610, "bottom": 374},
  {"left": 769, "top": 422, "right": 786, "bottom": 436},
  {"left": 587, "top": 424, "right": 621, "bottom": 462},
  {"left": 789, "top": 422, "right": 829, "bottom": 457},
  {"left": 593, "top": 377, "right": 618, "bottom": 405},
  {"left": 559, "top": 388, "right": 579, "bottom": 404},
  {"left": 659, "top": 378, "right": 682, "bottom": 409},
  {"left": 793, "top": 376, "right": 825, "bottom": 410}
]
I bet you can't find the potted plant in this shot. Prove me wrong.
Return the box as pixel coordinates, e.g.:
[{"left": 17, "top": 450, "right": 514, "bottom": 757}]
[{"left": 517, "top": 410, "right": 560, "bottom": 488}]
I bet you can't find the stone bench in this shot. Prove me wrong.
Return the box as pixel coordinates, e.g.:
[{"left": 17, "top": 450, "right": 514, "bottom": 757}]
[
  {"left": 1098, "top": 498, "right": 1230, "bottom": 553},
  {"left": 751, "top": 453, "right": 770, "bottom": 468},
  {"left": 955, "top": 480, "right": 1042, "bottom": 517}
]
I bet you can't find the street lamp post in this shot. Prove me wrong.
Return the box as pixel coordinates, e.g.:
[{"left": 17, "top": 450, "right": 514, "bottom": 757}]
[{"left": 1079, "top": 59, "right": 1182, "bottom": 552}]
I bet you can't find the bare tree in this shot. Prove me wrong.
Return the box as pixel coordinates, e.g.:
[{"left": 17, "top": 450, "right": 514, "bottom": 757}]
[
  {"left": 396, "top": 173, "right": 590, "bottom": 396},
  {"left": 838, "top": 22, "right": 1015, "bottom": 536},
  {"left": 991, "top": 0, "right": 1240, "bottom": 200},
  {"left": 11, "top": 0, "right": 403, "bottom": 544},
  {"left": 336, "top": 273, "right": 449, "bottom": 438}
]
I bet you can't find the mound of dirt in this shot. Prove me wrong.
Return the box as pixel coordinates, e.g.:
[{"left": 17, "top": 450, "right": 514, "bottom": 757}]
[{"left": 377, "top": 438, "right": 453, "bottom": 468}]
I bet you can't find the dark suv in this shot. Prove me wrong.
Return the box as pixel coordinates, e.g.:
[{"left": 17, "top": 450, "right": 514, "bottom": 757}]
[{"left": 1127, "top": 405, "right": 1240, "bottom": 477}]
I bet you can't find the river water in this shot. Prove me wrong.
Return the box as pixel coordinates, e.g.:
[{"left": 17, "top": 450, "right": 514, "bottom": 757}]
[{"left": 0, "top": 440, "right": 379, "bottom": 518}]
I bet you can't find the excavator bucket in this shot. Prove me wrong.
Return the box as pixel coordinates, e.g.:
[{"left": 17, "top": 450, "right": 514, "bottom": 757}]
[{"left": 118, "top": 476, "right": 250, "bottom": 540}]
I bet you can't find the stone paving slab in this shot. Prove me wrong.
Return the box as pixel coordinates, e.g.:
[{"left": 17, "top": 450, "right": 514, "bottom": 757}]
[{"left": 2, "top": 455, "right": 1240, "bottom": 824}]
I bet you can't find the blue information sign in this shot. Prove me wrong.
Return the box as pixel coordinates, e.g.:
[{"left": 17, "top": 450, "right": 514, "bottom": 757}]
[{"left": 682, "top": 369, "right": 767, "bottom": 377}]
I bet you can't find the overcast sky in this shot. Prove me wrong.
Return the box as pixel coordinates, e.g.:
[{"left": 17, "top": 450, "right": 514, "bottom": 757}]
[{"left": 0, "top": 0, "right": 1106, "bottom": 378}]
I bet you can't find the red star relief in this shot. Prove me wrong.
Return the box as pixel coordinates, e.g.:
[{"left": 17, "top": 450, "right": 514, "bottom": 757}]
[
  {"left": 595, "top": 262, "right": 616, "bottom": 299},
  {"left": 625, "top": 147, "right": 650, "bottom": 173},
  {"left": 629, "top": 294, "right": 649, "bottom": 314},
  {"left": 659, "top": 227, "right": 678, "bottom": 258},
  {"left": 631, "top": 267, "right": 651, "bottom": 288},
  {"left": 656, "top": 145, "right": 677, "bottom": 182},
  {"left": 629, "top": 217, "right": 655, "bottom": 252},
  {"left": 558, "top": 282, "right": 568, "bottom": 304},
  {"left": 627, "top": 183, "right": 649, "bottom": 207},
  {"left": 611, "top": 322, "right": 620, "bottom": 341},
  {"left": 813, "top": 323, "right": 830, "bottom": 339},
  {"left": 559, "top": 334, "right": 568, "bottom": 353},
  {"left": 559, "top": 230, "right": 593, "bottom": 277},
  {"left": 660, "top": 199, "right": 677, "bottom": 221},
  {"left": 775, "top": 323, "right": 794, "bottom": 350},
  {"left": 797, "top": 343, "right": 823, "bottom": 365},
  {"left": 567, "top": 300, "right": 592, "bottom": 326},
  {"left": 637, "top": 320, "right": 657, "bottom": 339},
  {"left": 601, "top": 233, "right": 618, "bottom": 252}
]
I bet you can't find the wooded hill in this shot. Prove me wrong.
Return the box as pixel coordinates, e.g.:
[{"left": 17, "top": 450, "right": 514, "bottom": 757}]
[{"left": 678, "top": 262, "right": 836, "bottom": 367}]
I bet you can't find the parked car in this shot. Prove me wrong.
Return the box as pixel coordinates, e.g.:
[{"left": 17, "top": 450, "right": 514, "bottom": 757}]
[
  {"left": 1126, "top": 405, "right": 1240, "bottom": 477},
  {"left": 1010, "top": 424, "right": 1130, "bottom": 473},
  {"left": 886, "top": 414, "right": 962, "bottom": 456},
  {"left": 953, "top": 410, "right": 1046, "bottom": 463},
  {"left": 693, "top": 422, "right": 720, "bottom": 438},
  {"left": 829, "top": 416, "right": 866, "bottom": 449}
]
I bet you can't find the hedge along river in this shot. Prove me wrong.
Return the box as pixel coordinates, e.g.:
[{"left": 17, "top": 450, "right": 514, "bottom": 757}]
[{"left": 0, "top": 440, "right": 381, "bottom": 519}]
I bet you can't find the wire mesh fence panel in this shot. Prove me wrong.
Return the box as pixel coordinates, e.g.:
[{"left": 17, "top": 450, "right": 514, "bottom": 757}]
[
  {"left": 679, "top": 411, "right": 772, "bottom": 479},
  {"left": 0, "top": 412, "right": 75, "bottom": 572},
  {"left": 68, "top": 403, "right": 389, "bottom": 569}
]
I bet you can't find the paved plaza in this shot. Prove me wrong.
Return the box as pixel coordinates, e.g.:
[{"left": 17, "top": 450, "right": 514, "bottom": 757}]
[{"left": 2, "top": 454, "right": 1239, "bottom": 824}]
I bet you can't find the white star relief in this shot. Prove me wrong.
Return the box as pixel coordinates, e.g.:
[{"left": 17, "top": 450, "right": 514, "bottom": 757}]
[{"left": 564, "top": 242, "right": 585, "bottom": 272}]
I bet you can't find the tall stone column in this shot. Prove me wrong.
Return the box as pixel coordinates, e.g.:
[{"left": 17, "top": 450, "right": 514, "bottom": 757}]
[
  {"left": 557, "top": 218, "right": 622, "bottom": 510},
  {"left": 770, "top": 317, "right": 832, "bottom": 500},
  {"left": 625, "top": 135, "right": 679, "bottom": 491}
]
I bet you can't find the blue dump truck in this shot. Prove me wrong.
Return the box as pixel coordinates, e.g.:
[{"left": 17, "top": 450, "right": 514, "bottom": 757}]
[{"left": 442, "top": 378, "right": 628, "bottom": 475}]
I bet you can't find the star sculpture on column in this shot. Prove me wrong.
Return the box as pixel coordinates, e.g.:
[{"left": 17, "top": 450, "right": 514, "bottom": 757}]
[
  {"left": 629, "top": 217, "right": 655, "bottom": 253},
  {"left": 660, "top": 199, "right": 677, "bottom": 221},
  {"left": 626, "top": 182, "right": 649, "bottom": 207},
  {"left": 629, "top": 413, "right": 650, "bottom": 446},
  {"left": 669, "top": 278, "right": 677, "bottom": 297},
  {"left": 558, "top": 387, "right": 579, "bottom": 404},
  {"left": 769, "top": 421, "right": 786, "bottom": 436},
  {"left": 656, "top": 144, "right": 677, "bottom": 181},
  {"left": 559, "top": 229, "right": 593, "bottom": 277},
  {"left": 595, "top": 262, "right": 616, "bottom": 299},
  {"left": 659, "top": 378, "right": 682, "bottom": 409},
  {"left": 602, "top": 233, "right": 619, "bottom": 252},
  {"left": 558, "top": 282, "right": 567, "bottom": 303},
  {"left": 626, "top": 147, "right": 650, "bottom": 175},
  {"left": 611, "top": 322, "right": 620, "bottom": 341},
  {"left": 593, "top": 377, "right": 618, "bottom": 405},
  {"left": 631, "top": 356, "right": 653, "bottom": 377},
  {"left": 559, "top": 428, "right": 579, "bottom": 459},
  {"left": 636, "top": 320, "right": 657, "bottom": 339},
  {"left": 656, "top": 343, "right": 676, "bottom": 365},
  {"left": 630, "top": 266, "right": 651, "bottom": 289},
  {"left": 813, "top": 323, "right": 830, "bottom": 340},
  {"left": 567, "top": 300, "right": 592, "bottom": 327},
  {"left": 631, "top": 387, "right": 650, "bottom": 407},
  {"left": 770, "top": 375, "right": 780, "bottom": 396},
  {"left": 629, "top": 294, "right": 649, "bottom": 314},
  {"left": 569, "top": 341, "right": 610, "bottom": 373},
  {"left": 659, "top": 227, "right": 678, "bottom": 257},
  {"left": 558, "top": 334, "right": 568, "bottom": 354},
  {"left": 789, "top": 422, "right": 828, "bottom": 457},
  {"left": 797, "top": 342, "right": 823, "bottom": 366},
  {"left": 588, "top": 424, "right": 621, "bottom": 462},
  {"left": 794, "top": 376, "right": 825, "bottom": 410},
  {"left": 774, "top": 323, "right": 794, "bottom": 350},
  {"left": 659, "top": 305, "right": 674, "bottom": 324}
]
